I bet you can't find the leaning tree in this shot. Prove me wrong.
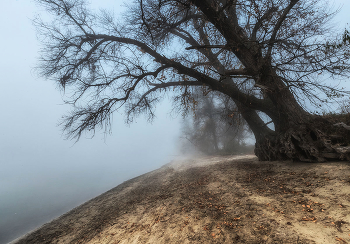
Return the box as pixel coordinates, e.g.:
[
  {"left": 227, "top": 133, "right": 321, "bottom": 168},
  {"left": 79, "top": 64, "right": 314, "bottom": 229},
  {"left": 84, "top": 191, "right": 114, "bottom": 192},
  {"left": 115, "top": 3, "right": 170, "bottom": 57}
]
[{"left": 34, "top": 0, "right": 350, "bottom": 161}]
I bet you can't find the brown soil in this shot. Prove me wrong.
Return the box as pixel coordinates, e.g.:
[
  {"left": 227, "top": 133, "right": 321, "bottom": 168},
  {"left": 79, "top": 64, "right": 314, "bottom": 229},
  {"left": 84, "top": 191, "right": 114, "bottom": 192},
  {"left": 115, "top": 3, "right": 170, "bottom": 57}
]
[{"left": 10, "top": 155, "right": 350, "bottom": 244}]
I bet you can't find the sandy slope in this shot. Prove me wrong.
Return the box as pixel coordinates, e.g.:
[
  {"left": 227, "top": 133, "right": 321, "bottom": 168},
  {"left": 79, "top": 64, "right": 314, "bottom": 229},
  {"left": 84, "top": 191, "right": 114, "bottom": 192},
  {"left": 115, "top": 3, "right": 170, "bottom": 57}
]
[{"left": 10, "top": 155, "right": 350, "bottom": 244}]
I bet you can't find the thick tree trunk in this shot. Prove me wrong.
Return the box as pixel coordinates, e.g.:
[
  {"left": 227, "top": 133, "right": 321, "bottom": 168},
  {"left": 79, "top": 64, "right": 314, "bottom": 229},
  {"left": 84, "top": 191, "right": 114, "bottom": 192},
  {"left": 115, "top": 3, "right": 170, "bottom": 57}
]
[
  {"left": 243, "top": 70, "right": 350, "bottom": 162},
  {"left": 253, "top": 114, "right": 350, "bottom": 162}
]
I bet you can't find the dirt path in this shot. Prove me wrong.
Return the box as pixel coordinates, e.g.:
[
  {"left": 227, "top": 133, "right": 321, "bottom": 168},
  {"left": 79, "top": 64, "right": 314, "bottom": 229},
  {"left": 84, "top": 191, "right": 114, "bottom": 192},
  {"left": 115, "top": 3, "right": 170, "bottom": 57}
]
[{"left": 10, "top": 155, "right": 350, "bottom": 243}]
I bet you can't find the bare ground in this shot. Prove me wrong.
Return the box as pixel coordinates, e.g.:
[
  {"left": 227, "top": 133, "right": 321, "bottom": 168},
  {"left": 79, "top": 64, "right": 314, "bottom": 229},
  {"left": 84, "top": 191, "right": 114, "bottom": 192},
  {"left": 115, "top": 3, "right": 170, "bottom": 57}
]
[{"left": 10, "top": 155, "right": 350, "bottom": 244}]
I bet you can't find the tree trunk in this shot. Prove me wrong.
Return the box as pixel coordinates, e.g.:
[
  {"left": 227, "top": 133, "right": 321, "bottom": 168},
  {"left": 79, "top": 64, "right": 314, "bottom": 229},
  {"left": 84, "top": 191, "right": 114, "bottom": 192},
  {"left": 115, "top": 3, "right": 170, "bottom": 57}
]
[
  {"left": 251, "top": 101, "right": 350, "bottom": 162},
  {"left": 242, "top": 70, "right": 350, "bottom": 162},
  {"left": 255, "top": 117, "right": 350, "bottom": 162}
]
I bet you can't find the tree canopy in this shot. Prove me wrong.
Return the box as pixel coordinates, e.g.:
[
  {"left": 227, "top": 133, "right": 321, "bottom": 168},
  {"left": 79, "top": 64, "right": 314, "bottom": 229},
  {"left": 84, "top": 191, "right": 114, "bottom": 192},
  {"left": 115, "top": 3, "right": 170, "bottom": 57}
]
[{"left": 34, "top": 0, "right": 350, "bottom": 161}]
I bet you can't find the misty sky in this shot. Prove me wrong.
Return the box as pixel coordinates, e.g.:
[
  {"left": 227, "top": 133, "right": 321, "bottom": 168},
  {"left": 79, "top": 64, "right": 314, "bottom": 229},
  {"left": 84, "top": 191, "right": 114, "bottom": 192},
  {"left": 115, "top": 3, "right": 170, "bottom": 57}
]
[
  {"left": 0, "top": 0, "right": 182, "bottom": 242},
  {"left": 1, "top": 0, "right": 182, "bottom": 189},
  {"left": 0, "top": 0, "right": 349, "bottom": 243}
]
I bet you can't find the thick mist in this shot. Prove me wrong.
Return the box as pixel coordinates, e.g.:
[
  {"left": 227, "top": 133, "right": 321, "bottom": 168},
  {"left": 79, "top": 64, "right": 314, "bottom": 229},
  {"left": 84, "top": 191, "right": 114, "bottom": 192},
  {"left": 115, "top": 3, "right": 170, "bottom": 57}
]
[{"left": 1, "top": 0, "right": 349, "bottom": 243}]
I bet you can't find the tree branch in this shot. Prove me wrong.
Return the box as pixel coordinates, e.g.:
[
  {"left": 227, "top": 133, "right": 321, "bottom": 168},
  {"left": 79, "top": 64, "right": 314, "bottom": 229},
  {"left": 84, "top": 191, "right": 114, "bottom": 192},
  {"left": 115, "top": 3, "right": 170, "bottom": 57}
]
[
  {"left": 81, "top": 33, "right": 268, "bottom": 113},
  {"left": 185, "top": 45, "right": 227, "bottom": 50},
  {"left": 224, "top": 69, "right": 249, "bottom": 76},
  {"left": 266, "top": 0, "right": 300, "bottom": 59},
  {"left": 252, "top": 6, "right": 278, "bottom": 41}
]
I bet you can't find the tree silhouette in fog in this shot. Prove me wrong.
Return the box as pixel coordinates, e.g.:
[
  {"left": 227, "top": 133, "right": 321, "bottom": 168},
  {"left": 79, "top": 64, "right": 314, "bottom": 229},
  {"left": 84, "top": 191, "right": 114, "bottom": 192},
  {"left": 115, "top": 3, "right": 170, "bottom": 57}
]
[
  {"left": 34, "top": 0, "right": 350, "bottom": 161},
  {"left": 180, "top": 88, "right": 250, "bottom": 155}
]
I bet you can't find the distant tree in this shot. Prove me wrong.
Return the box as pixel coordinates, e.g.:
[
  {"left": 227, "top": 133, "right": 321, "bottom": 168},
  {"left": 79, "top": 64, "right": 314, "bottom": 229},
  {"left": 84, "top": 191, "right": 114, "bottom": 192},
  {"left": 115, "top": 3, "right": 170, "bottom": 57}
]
[
  {"left": 34, "top": 0, "right": 350, "bottom": 161},
  {"left": 180, "top": 89, "right": 250, "bottom": 155}
]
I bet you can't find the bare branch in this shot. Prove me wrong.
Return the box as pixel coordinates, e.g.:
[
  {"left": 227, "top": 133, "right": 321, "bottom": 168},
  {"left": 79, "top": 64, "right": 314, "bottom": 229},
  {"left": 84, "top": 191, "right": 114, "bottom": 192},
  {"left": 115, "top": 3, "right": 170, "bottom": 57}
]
[
  {"left": 252, "top": 6, "right": 278, "bottom": 41},
  {"left": 185, "top": 45, "right": 227, "bottom": 50},
  {"left": 266, "top": 0, "right": 300, "bottom": 59}
]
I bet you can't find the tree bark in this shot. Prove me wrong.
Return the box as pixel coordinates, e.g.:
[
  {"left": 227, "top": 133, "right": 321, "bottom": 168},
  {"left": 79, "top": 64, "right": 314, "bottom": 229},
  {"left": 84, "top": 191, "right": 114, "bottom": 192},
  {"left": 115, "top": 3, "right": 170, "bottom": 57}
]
[
  {"left": 254, "top": 117, "right": 350, "bottom": 162},
  {"left": 236, "top": 67, "right": 350, "bottom": 162}
]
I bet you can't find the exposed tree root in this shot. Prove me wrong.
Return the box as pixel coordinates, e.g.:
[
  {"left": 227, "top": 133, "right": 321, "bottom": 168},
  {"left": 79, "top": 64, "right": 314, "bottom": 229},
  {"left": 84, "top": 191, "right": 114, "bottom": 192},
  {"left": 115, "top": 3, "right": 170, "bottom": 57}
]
[{"left": 255, "top": 116, "right": 350, "bottom": 162}]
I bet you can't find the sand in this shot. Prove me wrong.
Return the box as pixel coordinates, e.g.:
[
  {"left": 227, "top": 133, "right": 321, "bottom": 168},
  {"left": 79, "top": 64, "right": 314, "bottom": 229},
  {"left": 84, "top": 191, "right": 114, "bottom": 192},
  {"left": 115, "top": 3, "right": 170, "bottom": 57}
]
[{"left": 10, "top": 155, "right": 350, "bottom": 243}]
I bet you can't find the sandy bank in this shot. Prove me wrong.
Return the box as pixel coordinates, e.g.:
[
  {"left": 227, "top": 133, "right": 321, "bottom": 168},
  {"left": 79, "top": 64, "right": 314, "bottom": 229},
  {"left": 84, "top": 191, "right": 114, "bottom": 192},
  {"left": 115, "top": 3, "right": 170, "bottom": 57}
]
[{"left": 10, "top": 155, "right": 350, "bottom": 243}]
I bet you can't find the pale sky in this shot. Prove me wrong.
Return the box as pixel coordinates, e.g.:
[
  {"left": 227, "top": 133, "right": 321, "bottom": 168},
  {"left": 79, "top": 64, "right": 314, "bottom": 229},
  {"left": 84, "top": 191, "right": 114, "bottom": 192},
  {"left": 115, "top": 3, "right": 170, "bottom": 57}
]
[
  {"left": 0, "top": 0, "right": 181, "bottom": 183},
  {"left": 0, "top": 0, "right": 349, "bottom": 243},
  {"left": 0, "top": 0, "right": 182, "bottom": 242}
]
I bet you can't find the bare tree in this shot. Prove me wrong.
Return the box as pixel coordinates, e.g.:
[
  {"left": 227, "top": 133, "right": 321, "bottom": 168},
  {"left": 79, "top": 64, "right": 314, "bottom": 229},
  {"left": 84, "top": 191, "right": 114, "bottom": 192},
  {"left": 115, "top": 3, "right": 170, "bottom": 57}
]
[
  {"left": 180, "top": 89, "right": 250, "bottom": 155},
  {"left": 34, "top": 0, "right": 350, "bottom": 161}
]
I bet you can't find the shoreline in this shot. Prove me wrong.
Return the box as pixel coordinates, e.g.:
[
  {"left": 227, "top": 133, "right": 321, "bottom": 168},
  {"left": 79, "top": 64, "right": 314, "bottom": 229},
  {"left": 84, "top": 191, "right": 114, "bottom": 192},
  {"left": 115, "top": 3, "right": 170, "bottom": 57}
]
[
  {"left": 9, "top": 154, "right": 249, "bottom": 243},
  {"left": 10, "top": 155, "right": 350, "bottom": 243}
]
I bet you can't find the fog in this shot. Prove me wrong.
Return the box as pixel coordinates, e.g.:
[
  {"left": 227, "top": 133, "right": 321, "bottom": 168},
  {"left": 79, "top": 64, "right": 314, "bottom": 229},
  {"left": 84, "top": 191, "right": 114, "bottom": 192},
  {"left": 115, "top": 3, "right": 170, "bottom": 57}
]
[
  {"left": 0, "top": 1, "right": 181, "bottom": 243},
  {"left": 1, "top": 0, "right": 349, "bottom": 243}
]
